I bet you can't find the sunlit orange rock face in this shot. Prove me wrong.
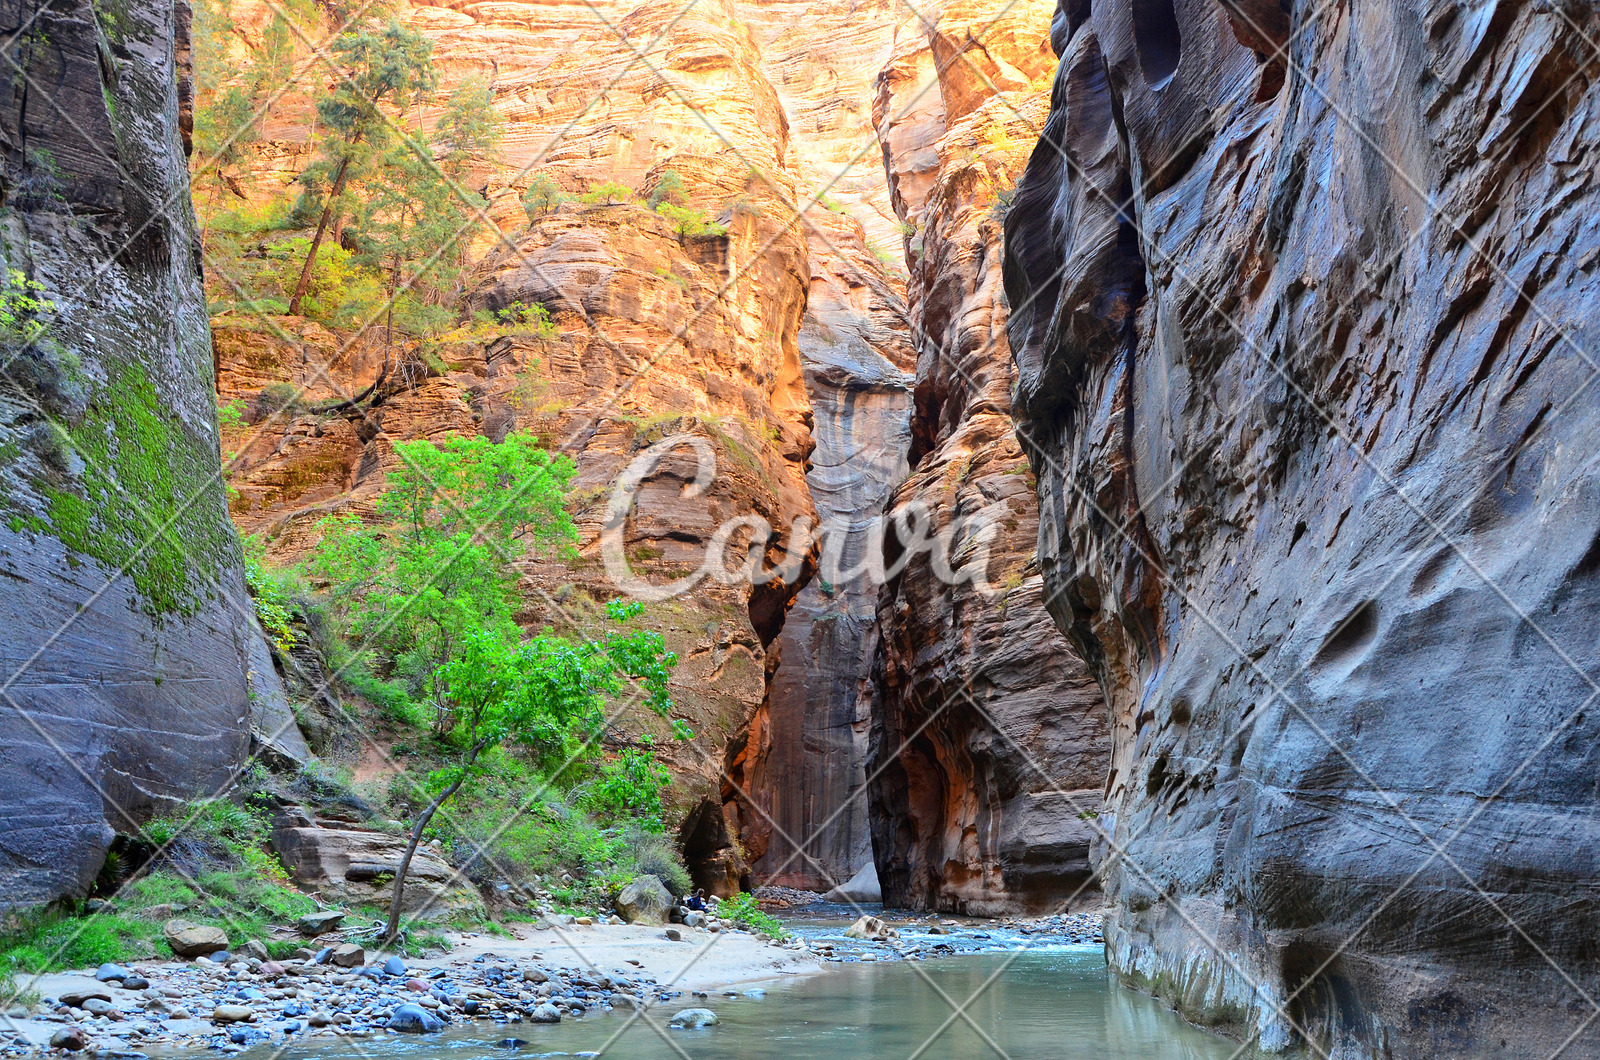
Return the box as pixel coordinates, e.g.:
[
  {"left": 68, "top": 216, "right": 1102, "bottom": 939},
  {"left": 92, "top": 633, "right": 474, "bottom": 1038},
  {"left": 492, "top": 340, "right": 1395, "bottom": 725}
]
[
  {"left": 203, "top": 0, "right": 915, "bottom": 891},
  {"left": 860, "top": 0, "right": 1112, "bottom": 915}
]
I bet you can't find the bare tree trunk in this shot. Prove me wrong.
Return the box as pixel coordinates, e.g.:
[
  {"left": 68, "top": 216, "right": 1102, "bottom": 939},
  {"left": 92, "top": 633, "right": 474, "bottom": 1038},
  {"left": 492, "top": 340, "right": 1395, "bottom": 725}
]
[
  {"left": 287, "top": 156, "right": 351, "bottom": 316},
  {"left": 383, "top": 739, "right": 489, "bottom": 943}
]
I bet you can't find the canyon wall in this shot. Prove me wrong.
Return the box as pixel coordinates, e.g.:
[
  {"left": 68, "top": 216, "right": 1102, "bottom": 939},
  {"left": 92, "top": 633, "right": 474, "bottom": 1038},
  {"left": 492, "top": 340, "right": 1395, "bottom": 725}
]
[
  {"left": 205, "top": 0, "right": 919, "bottom": 893},
  {"left": 719, "top": 0, "right": 916, "bottom": 894},
  {"left": 0, "top": 0, "right": 265, "bottom": 903},
  {"left": 1005, "top": 0, "right": 1600, "bottom": 1051},
  {"left": 862, "top": 0, "right": 1113, "bottom": 915}
]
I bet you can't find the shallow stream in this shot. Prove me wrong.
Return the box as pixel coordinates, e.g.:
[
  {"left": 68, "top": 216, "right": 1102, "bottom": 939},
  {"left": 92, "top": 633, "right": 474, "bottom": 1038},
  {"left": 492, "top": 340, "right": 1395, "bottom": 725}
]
[{"left": 241, "top": 920, "right": 1238, "bottom": 1060}]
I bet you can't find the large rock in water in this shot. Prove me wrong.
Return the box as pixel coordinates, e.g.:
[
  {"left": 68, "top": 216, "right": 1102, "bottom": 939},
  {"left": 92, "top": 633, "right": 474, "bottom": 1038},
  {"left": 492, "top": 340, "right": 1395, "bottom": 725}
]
[
  {"left": 862, "top": 0, "right": 1111, "bottom": 916},
  {"left": 1004, "top": 0, "right": 1600, "bottom": 1053},
  {"left": 0, "top": 0, "right": 302, "bottom": 906}
]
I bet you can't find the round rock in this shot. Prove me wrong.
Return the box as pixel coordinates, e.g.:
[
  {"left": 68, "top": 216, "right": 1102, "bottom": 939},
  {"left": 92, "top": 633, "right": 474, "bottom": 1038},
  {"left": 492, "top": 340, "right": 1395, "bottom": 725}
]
[
  {"left": 386, "top": 1004, "right": 444, "bottom": 1033},
  {"left": 669, "top": 1008, "right": 718, "bottom": 1028}
]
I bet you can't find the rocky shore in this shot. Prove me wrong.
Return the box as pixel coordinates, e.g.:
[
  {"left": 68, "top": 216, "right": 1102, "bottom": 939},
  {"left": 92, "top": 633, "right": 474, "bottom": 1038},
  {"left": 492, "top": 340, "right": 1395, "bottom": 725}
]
[{"left": 0, "top": 910, "right": 1103, "bottom": 1056}]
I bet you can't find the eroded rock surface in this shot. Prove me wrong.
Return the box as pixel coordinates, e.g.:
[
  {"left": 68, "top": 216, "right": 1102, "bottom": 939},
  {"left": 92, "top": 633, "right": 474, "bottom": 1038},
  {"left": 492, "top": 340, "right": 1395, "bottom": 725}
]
[
  {"left": 205, "top": 0, "right": 920, "bottom": 895},
  {"left": 1006, "top": 0, "right": 1600, "bottom": 1051},
  {"left": 863, "top": 0, "right": 1111, "bottom": 915},
  {"left": 0, "top": 0, "right": 258, "bottom": 904}
]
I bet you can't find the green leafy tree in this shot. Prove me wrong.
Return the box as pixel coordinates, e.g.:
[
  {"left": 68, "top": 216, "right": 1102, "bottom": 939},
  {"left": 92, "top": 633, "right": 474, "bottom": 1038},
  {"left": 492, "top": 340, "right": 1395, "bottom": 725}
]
[
  {"left": 305, "top": 432, "right": 576, "bottom": 708},
  {"left": 521, "top": 174, "right": 567, "bottom": 222},
  {"left": 194, "top": 87, "right": 259, "bottom": 202},
  {"left": 433, "top": 79, "right": 501, "bottom": 181},
  {"left": 580, "top": 181, "right": 634, "bottom": 205},
  {"left": 347, "top": 78, "right": 501, "bottom": 343},
  {"left": 384, "top": 601, "right": 679, "bottom": 940},
  {"left": 288, "top": 19, "right": 436, "bottom": 316},
  {"left": 646, "top": 169, "right": 686, "bottom": 208}
]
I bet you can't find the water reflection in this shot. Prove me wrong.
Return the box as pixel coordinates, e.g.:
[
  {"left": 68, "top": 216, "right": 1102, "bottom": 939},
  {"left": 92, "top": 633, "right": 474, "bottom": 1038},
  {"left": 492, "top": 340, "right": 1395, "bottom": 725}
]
[{"left": 229, "top": 952, "right": 1240, "bottom": 1060}]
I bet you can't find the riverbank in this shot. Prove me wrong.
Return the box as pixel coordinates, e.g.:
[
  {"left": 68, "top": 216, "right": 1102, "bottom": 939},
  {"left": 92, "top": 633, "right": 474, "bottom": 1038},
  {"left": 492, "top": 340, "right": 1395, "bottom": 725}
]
[{"left": 0, "top": 912, "right": 1103, "bottom": 1057}]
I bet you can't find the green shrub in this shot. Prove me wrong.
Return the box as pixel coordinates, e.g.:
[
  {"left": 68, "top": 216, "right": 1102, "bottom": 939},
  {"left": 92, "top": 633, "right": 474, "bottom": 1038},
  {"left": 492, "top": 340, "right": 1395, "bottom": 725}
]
[
  {"left": 654, "top": 201, "right": 726, "bottom": 237},
  {"left": 522, "top": 174, "right": 568, "bottom": 221},
  {"left": 630, "top": 831, "right": 691, "bottom": 895},
  {"left": 714, "top": 892, "right": 787, "bottom": 939},
  {"left": 580, "top": 181, "right": 634, "bottom": 206},
  {"left": 647, "top": 169, "right": 687, "bottom": 207}
]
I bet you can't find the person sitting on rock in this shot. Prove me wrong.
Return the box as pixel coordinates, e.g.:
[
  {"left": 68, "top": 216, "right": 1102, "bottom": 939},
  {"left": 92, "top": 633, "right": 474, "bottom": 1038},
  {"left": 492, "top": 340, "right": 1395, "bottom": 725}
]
[{"left": 685, "top": 889, "right": 707, "bottom": 912}]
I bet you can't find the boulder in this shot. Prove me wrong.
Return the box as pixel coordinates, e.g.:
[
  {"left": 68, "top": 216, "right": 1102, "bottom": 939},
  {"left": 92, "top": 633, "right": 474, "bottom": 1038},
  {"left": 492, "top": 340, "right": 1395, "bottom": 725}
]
[
  {"left": 614, "top": 875, "right": 672, "bottom": 926},
  {"left": 387, "top": 1004, "right": 444, "bottom": 1033},
  {"left": 93, "top": 964, "right": 130, "bottom": 983},
  {"left": 49, "top": 1027, "right": 87, "bottom": 1051},
  {"left": 271, "top": 818, "right": 482, "bottom": 920},
  {"left": 823, "top": 861, "right": 881, "bottom": 904},
  {"left": 211, "top": 1005, "right": 254, "bottom": 1023},
  {"left": 162, "top": 921, "right": 229, "bottom": 958},
  {"left": 242, "top": 940, "right": 269, "bottom": 961},
  {"left": 383, "top": 956, "right": 406, "bottom": 977},
  {"left": 668, "top": 1008, "right": 718, "bottom": 1028},
  {"left": 330, "top": 943, "right": 364, "bottom": 967},
  {"left": 56, "top": 982, "right": 112, "bottom": 1008},
  {"left": 844, "top": 915, "right": 891, "bottom": 941},
  {"left": 295, "top": 910, "right": 345, "bottom": 936},
  {"left": 530, "top": 1003, "right": 560, "bottom": 1024}
]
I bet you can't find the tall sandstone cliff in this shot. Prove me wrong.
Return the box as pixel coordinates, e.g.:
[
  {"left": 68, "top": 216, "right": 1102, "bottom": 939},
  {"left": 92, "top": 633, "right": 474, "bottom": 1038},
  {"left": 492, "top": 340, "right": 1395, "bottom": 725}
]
[
  {"left": 204, "top": 0, "right": 916, "bottom": 893},
  {"left": 0, "top": 0, "right": 270, "bottom": 904},
  {"left": 1005, "top": 0, "right": 1600, "bottom": 1051},
  {"left": 863, "top": 0, "right": 1112, "bottom": 915}
]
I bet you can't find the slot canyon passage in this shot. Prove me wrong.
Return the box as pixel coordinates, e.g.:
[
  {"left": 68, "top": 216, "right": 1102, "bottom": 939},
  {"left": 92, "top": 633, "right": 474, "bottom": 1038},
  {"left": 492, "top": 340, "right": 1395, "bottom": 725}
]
[{"left": 0, "top": 0, "right": 1597, "bottom": 1051}]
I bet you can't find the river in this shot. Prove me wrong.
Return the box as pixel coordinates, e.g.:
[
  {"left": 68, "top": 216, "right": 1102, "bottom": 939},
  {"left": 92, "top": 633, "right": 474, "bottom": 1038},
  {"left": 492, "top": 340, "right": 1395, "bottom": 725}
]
[{"left": 246, "top": 920, "right": 1240, "bottom": 1060}]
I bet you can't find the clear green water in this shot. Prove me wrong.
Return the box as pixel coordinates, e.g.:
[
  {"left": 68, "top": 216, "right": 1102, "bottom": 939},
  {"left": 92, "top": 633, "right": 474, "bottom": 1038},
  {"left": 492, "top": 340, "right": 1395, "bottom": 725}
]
[{"left": 260, "top": 950, "right": 1238, "bottom": 1060}]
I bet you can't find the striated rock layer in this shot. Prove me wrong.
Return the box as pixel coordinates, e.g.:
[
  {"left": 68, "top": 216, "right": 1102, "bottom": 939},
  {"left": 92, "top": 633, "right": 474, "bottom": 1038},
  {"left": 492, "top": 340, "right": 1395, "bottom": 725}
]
[
  {"left": 863, "top": 0, "right": 1112, "bottom": 915},
  {"left": 0, "top": 0, "right": 272, "bottom": 903},
  {"left": 206, "top": 0, "right": 916, "bottom": 894},
  {"left": 1005, "top": 0, "right": 1600, "bottom": 1051}
]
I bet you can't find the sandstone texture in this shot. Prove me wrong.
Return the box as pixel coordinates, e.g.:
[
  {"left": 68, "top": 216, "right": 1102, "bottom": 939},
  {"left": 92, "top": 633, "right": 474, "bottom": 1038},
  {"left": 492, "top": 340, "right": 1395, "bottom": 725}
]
[
  {"left": 863, "top": 0, "right": 1112, "bottom": 915},
  {"left": 1005, "top": 0, "right": 1600, "bottom": 1051},
  {"left": 0, "top": 0, "right": 269, "bottom": 905},
  {"left": 204, "top": 0, "right": 927, "bottom": 897},
  {"left": 271, "top": 806, "right": 484, "bottom": 919}
]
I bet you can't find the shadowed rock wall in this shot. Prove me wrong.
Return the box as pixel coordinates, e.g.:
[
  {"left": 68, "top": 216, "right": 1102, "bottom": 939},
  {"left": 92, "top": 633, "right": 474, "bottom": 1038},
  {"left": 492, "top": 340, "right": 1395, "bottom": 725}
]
[
  {"left": 0, "top": 0, "right": 256, "bottom": 904},
  {"left": 1005, "top": 0, "right": 1600, "bottom": 1050},
  {"left": 863, "top": 0, "right": 1113, "bottom": 916}
]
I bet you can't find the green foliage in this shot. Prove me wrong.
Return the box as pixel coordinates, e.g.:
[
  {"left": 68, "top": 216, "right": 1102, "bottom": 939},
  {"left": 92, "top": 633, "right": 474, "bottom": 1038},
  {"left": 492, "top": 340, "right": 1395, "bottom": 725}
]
[
  {"left": 578, "top": 742, "right": 670, "bottom": 832},
  {"left": 194, "top": 86, "right": 259, "bottom": 194},
  {"left": 244, "top": 537, "right": 297, "bottom": 653},
  {"left": 42, "top": 362, "right": 237, "bottom": 616},
  {"left": 433, "top": 79, "right": 502, "bottom": 180},
  {"left": 580, "top": 181, "right": 634, "bottom": 206},
  {"left": 714, "top": 892, "right": 788, "bottom": 939},
  {"left": 0, "top": 913, "right": 158, "bottom": 978},
  {"left": 630, "top": 832, "right": 692, "bottom": 895},
  {"left": 815, "top": 191, "right": 845, "bottom": 213},
  {"left": 988, "top": 184, "right": 1016, "bottom": 223},
  {"left": 217, "top": 399, "right": 246, "bottom": 431},
  {"left": 0, "top": 269, "right": 55, "bottom": 347},
  {"left": 522, "top": 175, "right": 568, "bottom": 222},
  {"left": 494, "top": 301, "right": 557, "bottom": 340},
  {"left": 654, "top": 201, "right": 727, "bottom": 238},
  {"left": 306, "top": 433, "right": 577, "bottom": 712},
  {"left": 646, "top": 169, "right": 687, "bottom": 208}
]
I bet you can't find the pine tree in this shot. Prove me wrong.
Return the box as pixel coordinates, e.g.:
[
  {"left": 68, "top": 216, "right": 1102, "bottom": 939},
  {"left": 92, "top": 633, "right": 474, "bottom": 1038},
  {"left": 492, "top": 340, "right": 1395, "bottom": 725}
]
[{"left": 287, "top": 20, "right": 436, "bottom": 316}]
